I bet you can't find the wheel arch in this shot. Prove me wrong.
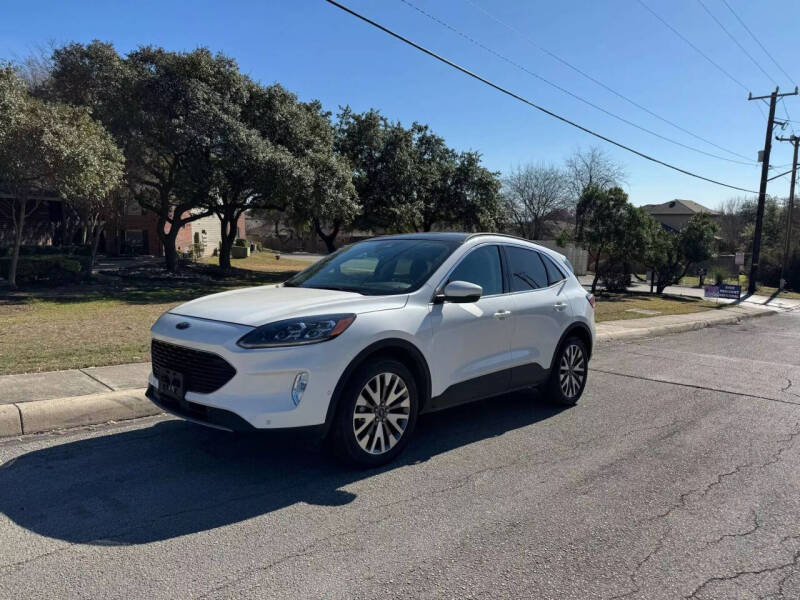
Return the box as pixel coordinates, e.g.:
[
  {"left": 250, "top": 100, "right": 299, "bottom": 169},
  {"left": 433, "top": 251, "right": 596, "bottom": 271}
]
[
  {"left": 322, "top": 338, "right": 432, "bottom": 435},
  {"left": 550, "top": 322, "right": 594, "bottom": 371}
]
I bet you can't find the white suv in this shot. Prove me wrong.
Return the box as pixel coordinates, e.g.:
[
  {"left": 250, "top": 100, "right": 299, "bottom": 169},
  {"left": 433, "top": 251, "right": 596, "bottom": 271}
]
[{"left": 148, "top": 233, "right": 595, "bottom": 466}]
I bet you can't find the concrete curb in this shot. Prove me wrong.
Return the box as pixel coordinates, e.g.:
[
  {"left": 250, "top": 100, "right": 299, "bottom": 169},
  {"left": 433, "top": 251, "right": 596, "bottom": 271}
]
[
  {"left": 0, "top": 307, "right": 775, "bottom": 440},
  {"left": 596, "top": 307, "right": 772, "bottom": 343},
  {"left": 0, "top": 388, "right": 158, "bottom": 439}
]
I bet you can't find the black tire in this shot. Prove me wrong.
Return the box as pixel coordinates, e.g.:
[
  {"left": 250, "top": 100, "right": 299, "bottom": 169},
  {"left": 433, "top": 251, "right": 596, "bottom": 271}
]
[
  {"left": 546, "top": 336, "right": 589, "bottom": 406},
  {"left": 331, "top": 358, "right": 419, "bottom": 467}
]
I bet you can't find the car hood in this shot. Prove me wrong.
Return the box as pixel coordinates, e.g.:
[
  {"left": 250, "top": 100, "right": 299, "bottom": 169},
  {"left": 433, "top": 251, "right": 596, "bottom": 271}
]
[{"left": 169, "top": 285, "right": 408, "bottom": 327}]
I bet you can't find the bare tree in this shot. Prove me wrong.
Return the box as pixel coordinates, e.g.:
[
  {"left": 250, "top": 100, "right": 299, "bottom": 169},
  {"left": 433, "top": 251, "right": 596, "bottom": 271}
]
[
  {"left": 717, "top": 196, "right": 754, "bottom": 252},
  {"left": 503, "top": 163, "right": 569, "bottom": 240},
  {"left": 565, "top": 146, "right": 626, "bottom": 234}
]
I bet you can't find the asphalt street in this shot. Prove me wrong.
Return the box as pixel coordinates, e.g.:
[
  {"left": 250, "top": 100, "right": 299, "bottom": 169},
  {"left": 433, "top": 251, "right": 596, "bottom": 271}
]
[{"left": 1, "top": 312, "right": 799, "bottom": 599}]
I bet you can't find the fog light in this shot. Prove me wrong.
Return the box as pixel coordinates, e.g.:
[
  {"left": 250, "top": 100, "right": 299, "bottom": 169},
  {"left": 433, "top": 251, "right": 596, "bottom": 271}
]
[{"left": 291, "top": 372, "right": 309, "bottom": 406}]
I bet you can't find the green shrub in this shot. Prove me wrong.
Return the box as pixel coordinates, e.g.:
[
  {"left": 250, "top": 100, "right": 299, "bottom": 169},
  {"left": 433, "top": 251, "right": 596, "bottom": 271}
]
[
  {"left": 708, "top": 267, "right": 730, "bottom": 286},
  {"left": 599, "top": 264, "right": 631, "bottom": 292},
  {"left": 0, "top": 255, "right": 83, "bottom": 284}
]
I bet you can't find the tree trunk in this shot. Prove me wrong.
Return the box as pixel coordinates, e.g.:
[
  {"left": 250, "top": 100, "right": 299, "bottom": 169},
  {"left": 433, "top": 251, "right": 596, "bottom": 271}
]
[
  {"left": 218, "top": 217, "right": 236, "bottom": 272},
  {"left": 532, "top": 217, "right": 541, "bottom": 240},
  {"left": 590, "top": 252, "right": 601, "bottom": 295},
  {"left": 8, "top": 198, "right": 27, "bottom": 290},
  {"left": 162, "top": 225, "right": 180, "bottom": 273},
  {"left": 89, "top": 224, "right": 103, "bottom": 273},
  {"left": 314, "top": 219, "right": 340, "bottom": 253}
]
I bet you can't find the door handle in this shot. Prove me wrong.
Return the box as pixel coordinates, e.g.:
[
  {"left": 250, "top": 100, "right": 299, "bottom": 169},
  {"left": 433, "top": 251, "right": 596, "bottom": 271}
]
[
  {"left": 493, "top": 310, "right": 512, "bottom": 319},
  {"left": 553, "top": 302, "right": 568, "bottom": 311}
]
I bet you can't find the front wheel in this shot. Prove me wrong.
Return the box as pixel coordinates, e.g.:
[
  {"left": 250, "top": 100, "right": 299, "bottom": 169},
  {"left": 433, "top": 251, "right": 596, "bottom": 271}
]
[
  {"left": 331, "top": 359, "right": 419, "bottom": 467},
  {"left": 547, "top": 337, "right": 588, "bottom": 406}
]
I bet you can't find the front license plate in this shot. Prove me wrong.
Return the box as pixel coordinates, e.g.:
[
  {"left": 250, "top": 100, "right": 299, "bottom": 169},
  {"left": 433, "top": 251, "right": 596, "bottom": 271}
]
[{"left": 158, "top": 368, "right": 184, "bottom": 400}]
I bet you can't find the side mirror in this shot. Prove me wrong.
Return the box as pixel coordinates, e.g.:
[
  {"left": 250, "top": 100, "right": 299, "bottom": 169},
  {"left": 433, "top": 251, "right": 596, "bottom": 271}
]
[{"left": 440, "top": 280, "right": 482, "bottom": 303}]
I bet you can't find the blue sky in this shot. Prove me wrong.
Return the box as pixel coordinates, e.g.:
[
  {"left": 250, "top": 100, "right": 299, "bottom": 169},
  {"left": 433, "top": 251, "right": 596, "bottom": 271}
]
[{"left": 3, "top": 0, "right": 800, "bottom": 208}]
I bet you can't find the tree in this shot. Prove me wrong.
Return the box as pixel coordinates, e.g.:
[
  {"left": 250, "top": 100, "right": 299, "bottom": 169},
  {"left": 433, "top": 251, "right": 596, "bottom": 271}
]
[
  {"left": 644, "top": 213, "right": 718, "bottom": 294},
  {"left": 247, "top": 95, "right": 356, "bottom": 254},
  {"left": 49, "top": 43, "right": 250, "bottom": 272},
  {"left": 335, "top": 107, "right": 415, "bottom": 232},
  {"left": 565, "top": 146, "right": 626, "bottom": 234},
  {"left": 0, "top": 66, "right": 123, "bottom": 288},
  {"left": 503, "top": 163, "right": 569, "bottom": 239},
  {"left": 126, "top": 47, "right": 251, "bottom": 271},
  {"left": 402, "top": 125, "right": 501, "bottom": 233},
  {"left": 717, "top": 197, "right": 752, "bottom": 252},
  {"left": 447, "top": 150, "right": 503, "bottom": 232},
  {"left": 576, "top": 186, "right": 647, "bottom": 294},
  {"left": 290, "top": 151, "right": 358, "bottom": 253}
]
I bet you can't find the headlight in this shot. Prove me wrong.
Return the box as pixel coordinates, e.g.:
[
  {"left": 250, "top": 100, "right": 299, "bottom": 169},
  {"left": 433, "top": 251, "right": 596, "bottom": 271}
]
[{"left": 237, "top": 314, "right": 356, "bottom": 348}]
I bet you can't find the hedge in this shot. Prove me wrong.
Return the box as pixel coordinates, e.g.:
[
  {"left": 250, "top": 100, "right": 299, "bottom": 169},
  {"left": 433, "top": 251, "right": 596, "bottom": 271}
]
[{"left": 0, "top": 255, "right": 84, "bottom": 283}]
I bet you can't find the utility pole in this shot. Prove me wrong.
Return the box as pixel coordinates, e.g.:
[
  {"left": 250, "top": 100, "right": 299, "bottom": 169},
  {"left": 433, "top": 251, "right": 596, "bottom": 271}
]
[
  {"left": 747, "top": 86, "right": 798, "bottom": 295},
  {"left": 776, "top": 134, "right": 798, "bottom": 290}
]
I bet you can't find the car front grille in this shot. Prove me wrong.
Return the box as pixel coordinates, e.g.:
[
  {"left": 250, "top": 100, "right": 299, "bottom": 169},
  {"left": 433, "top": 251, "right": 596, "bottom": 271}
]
[{"left": 151, "top": 339, "right": 236, "bottom": 394}]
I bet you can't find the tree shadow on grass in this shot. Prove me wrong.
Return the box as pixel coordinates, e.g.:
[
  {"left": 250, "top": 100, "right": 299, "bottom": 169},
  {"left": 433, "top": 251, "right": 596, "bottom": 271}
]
[
  {"left": 0, "top": 266, "right": 299, "bottom": 307},
  {"left": 0, "top": 391, "right": 566, "bottom": 545}
]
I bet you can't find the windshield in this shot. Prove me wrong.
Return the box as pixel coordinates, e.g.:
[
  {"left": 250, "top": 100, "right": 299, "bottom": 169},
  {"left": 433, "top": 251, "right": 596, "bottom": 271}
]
[{"left": 285, "top": 239, "right": 460, "bottom": 295}]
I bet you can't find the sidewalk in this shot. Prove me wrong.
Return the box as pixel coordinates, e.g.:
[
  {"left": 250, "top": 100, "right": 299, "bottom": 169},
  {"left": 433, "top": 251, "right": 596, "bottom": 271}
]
[
  {"left": 578, "top": 275, "right": 800, "bottom": 312},
  {"left": 0, "top": 304, "right": 775, "bottom": 439}
]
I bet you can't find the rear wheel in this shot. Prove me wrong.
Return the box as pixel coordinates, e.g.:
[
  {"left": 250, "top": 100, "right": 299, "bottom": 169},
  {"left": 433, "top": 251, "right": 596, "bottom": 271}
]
[
  {"left": 332, "top": 359, "right": 419, "bottom": 467},
  {"left": 547, "top": 337, "right": 588, "bottom": 406}
]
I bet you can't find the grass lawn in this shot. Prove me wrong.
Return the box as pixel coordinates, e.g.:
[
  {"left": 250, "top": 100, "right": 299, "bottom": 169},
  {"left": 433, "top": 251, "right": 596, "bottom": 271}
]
[
  {"left": 0, "top": 255, "right": 304, "bottom": 375},
  {"left": 200, "top": 252, "right": 311, "bottom": 273},
  {"left": 594, "top": 292, "right": 725, "bottom": 322}
]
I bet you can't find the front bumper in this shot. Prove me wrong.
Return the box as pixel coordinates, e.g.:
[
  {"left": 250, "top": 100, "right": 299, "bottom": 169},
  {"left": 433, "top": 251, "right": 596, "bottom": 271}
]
[
  {"left": 146, "top": 385, "right": 255, "bottom": 431},
  {"left": 149, "top": 312, "right": 354, "bottom": 431}
]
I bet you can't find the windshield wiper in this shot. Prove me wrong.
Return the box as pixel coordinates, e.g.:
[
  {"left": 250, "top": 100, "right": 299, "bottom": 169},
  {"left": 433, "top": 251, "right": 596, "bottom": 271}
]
[{"left": 307, "top": 285, "right": 366, "bottom": 295}]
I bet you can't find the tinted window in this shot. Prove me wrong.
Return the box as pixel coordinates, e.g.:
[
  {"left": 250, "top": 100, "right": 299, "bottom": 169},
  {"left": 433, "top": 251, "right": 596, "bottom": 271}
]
[
  {"left": 506, "top": 246, "right": 548, "bottom": 291},
  {"left": 285, "top": 239, "right": 458, "bottom": 295},
  {"left": 449, "top": 245, "right": 503, "bottom": 296},
  {"left": 541, "top": 253, "right": 566, "bottom": 285}
]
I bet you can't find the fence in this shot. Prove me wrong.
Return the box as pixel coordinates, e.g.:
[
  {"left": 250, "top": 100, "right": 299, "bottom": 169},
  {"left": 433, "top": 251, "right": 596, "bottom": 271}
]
[{"left": 533, "top": 241, "right": 588, "bottom": 275}]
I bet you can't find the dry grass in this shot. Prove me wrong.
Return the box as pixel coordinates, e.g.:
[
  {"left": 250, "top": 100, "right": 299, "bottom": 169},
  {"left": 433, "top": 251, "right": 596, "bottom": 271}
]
[
  {"left": 201, "top": 251, "right": 310, "bottom": 273},
  {"left": 0, "top": 257, "right": 305, "bottom": 375},
  {"left": 594, "top": 292, "right": 725, "bottom": 323}
]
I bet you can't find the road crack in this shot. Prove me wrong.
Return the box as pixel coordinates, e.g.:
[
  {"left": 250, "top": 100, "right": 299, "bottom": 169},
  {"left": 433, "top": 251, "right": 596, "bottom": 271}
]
[{"left": 703, "top": 509, "right": 761, "bottom": 547}]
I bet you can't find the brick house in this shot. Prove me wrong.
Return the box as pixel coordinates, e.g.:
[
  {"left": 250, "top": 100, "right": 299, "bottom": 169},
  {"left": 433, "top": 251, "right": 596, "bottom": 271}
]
[{"left": 0, "top": 192, "right": 245, "bottom": 257}]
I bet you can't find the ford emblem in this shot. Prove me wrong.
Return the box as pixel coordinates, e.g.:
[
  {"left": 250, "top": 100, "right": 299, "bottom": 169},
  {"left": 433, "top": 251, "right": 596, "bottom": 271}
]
[{"left": 175, "top": 322, "right": 190, "bottom": 330}]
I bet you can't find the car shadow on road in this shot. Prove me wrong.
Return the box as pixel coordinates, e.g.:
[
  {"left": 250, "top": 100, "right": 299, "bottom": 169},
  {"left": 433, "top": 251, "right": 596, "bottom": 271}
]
[{"left": 0, "top": 391, "right": 567, "bottom": 545}]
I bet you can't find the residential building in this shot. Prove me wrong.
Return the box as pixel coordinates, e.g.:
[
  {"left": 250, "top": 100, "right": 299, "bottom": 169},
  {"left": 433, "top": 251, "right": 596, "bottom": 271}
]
[{"left": 641, "top": 199, "right": 720, "bottom": 231}]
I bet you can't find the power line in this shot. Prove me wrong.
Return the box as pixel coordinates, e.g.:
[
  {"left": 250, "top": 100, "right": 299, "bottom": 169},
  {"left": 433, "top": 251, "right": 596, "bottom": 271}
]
[
  {"left": 636, "top": 0, "right": 750, "bottom": 93},
  {"left": 720, "top": 0, "right": 796, "bottom": 86},
  {"left": 461, "top": 0, "right": 755, "bottom": 163},
  {"left": 695, "top": 0, "right": 777, "bottom": 86},
  {"left": 398, "top": 0, "right": 755, "bottom": 166},
  {"left": 325, "top": 0, "right": 758, "bottom": 194}
]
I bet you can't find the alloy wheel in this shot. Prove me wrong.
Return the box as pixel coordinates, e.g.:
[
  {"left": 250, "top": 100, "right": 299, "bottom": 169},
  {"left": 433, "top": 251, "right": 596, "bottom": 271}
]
[
  {"left": 559, "top": 343, "right": 586, "bottom": 399},
  {"left": 353, "top": 372, "right": 411, "bottom": 455}
]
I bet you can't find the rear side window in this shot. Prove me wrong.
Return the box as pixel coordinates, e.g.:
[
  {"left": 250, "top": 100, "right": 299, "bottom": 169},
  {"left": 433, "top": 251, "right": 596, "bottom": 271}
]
[
  {"left": 449, "top": 245, "right": 503, "bottom": 296},
  {"left": 541, "top": 253, "right": 566, "bottom": 285},
  {"left": 505, "top": 246, "right": 548, "bottom": 291}
]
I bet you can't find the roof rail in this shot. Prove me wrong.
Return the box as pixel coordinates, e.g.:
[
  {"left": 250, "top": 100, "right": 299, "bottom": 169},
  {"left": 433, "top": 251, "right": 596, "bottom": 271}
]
[{"left": 464, "top": 232, "right": 536, "bottom": 244}]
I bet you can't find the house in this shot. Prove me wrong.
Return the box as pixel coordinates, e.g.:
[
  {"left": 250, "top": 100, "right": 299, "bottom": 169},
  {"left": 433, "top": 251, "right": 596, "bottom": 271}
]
[
  {"left": 641, "top": 199, "right": 720, "bottom": 231},
  {"left": 0, "top": 190, "right": 245, "bottom": 257},
  {"left": 117, "top": 200, "right": 246, "bottom": 257}
]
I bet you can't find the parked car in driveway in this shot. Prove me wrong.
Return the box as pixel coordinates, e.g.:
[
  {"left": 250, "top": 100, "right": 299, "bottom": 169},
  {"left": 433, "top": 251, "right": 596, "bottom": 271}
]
[{"left": 147, "top": 233, "right": 595, "bottom": 466}]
